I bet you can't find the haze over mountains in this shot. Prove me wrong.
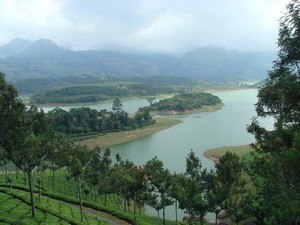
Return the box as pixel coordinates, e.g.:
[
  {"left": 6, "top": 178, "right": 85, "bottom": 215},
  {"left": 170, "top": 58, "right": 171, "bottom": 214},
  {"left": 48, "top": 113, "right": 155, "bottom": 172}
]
[{"left": 0, "top": 38, "right": 275, "bottom": 82}]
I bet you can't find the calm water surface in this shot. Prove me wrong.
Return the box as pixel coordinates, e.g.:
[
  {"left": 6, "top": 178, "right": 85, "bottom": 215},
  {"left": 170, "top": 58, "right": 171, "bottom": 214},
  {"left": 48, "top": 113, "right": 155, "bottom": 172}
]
[
  {"left": 110, "top": 89, "right": 273, "bottom": 171},
  {"left": 109, "top": 89, "right": 274, "bottom": 221}
]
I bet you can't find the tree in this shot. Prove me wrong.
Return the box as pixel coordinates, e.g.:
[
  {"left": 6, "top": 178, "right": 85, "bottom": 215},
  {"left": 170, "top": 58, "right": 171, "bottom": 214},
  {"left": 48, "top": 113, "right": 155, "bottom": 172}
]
[
  {"left": 112, "top": 97, "right": 123, "bottom": 114},
  {"left": 67, "top": 144, "right": 93, "bottom": 222},
  {"left": 247, "top": 1, "right": 300, "bottom": 224},
  {"left": 0, "top": 73, "right": 56, "bottom": 218},
  {"left": 0, "top": 104, "right": 55, "bottom": 218},
  {"left": 145, "top": 157, "right": 173, "bottom": 225},
  {"left": 168, "top": 173, "right": 186, "bottom": 224},
  {"left": 147, "top": 97, "right": 156, "bottom": 106},
  {"left": 183, "top": 151, "right": 209, "bottom": 225},
  {"left": 0, "top": 147, "right": 9, "bottom": 186},
  {"left": 45, "top": 133, "right": 70, "bottom": 192}
]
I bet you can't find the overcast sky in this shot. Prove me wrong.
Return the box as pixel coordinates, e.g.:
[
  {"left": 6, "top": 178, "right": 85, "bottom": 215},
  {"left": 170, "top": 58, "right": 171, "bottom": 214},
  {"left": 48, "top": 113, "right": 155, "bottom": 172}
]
[{"left": 0, "top": 0, "right": 290, "bottom": 55}]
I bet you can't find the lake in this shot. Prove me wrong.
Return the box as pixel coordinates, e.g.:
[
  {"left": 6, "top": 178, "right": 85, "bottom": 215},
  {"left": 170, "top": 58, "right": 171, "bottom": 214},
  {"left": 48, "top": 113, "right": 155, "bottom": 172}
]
[{"left": 43, "top": 89, "right": 274, "bottom": 222}]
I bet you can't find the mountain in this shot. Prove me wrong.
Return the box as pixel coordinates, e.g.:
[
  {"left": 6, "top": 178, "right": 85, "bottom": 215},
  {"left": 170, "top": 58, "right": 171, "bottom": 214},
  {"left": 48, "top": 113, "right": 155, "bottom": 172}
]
[
  {"left": 0, "top": 38, "right": 275, "bottom": 82},
  {"left": 0, "top": 38, "right": 33, "bottom": 58},
  {"left": 177, "top": 47, "right": 275, "bottom": 80}
]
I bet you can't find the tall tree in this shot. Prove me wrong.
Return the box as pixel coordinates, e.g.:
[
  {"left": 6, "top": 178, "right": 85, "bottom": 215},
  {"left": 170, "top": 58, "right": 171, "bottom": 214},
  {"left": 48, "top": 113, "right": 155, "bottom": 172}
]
[
  {"left": 1, "top": 104, "right": 55, "bottom": 218},
  {"left": 145, "top": 157, "right": 173, "bottom": 225},
  {"left": 67, "top": 144, "right": 92, "bottom": 222},
  {"left": 247, "top": 1, "right": 300, "bottom": 224}
]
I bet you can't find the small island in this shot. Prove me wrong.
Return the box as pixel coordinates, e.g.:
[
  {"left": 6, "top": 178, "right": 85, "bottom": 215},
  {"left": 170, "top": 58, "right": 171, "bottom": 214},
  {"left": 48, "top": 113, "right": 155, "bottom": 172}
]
[{"left": 141, "top": 92, "right": 222, "bottom": 114}]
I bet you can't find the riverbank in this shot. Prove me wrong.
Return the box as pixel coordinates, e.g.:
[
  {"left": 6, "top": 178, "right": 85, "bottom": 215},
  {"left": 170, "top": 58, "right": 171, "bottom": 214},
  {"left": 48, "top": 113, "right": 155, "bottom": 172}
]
[
  {"left": 152, "top": 103, "right": 223, "bottom": 115},
  {"left": 79, "top": 117, "right": 182, "bottom": 148},
  {"left": 204, "top": 144, "right": 253, "bottom": 163},
  {"left": 30, "top": 94, "right": 175, "bottom": 108}
]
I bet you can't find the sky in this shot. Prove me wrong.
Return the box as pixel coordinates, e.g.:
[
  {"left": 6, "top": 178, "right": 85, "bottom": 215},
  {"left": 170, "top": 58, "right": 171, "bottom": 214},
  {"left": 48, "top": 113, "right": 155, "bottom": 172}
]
[{"left": 0, "top": 0, "right": 290, "bottom": 55}]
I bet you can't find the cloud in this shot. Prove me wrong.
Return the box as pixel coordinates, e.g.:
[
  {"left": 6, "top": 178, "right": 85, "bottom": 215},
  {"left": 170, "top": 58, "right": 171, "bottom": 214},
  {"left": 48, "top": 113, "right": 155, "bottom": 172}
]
[{"left": 0, "top": 0, "right": 290, "bottom": 54}]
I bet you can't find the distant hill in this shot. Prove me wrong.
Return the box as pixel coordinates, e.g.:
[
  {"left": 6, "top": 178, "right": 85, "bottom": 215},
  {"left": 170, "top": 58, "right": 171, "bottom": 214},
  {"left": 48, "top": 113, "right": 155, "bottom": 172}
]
[
  {"left": 0, "top": 38, "right": 33, "bottom": 57},
  {"left": 0, "top": 38, "right": 275, "bottom": 82},
  {"left": 177, "top": 47, "right": 275, "bottom": 80}
]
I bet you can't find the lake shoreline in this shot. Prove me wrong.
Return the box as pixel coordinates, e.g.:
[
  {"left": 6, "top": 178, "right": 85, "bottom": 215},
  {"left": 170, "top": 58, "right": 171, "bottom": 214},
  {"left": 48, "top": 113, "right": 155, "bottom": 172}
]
[
  {"left": 152, "top": 103, "right": 224, "bottom": 115},
  {"left": 29, "top": 87, "right": 255, "bottom": 108},
  {"left": 29, "top": 94, "right": 175, "bottom": 108},
  {"left": 78, "top": 117, "right": 182, "bottom": 148},
  {"left": 203, "top": 144, "right": 253, "bottom": 163}
]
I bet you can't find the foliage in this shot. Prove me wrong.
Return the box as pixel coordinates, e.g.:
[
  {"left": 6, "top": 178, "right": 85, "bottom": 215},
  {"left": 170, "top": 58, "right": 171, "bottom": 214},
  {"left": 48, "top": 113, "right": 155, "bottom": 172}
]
[
  {"left": 31, "top": 83, "right": 174, "bottom": 104},
  {"left": 246, "top": 1, "right": 300, "bottom": 224},
  {"left": 141, "top": 92, "right": 221, "bottom": 112},
  {"left": 48, "top": 103, "right": 155, "bottom": 135}
]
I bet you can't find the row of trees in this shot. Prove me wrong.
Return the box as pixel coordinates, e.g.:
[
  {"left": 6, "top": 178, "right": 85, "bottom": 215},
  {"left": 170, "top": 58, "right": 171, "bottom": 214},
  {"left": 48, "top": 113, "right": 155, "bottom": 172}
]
[{"left": 48, "top": 98, "right": 154, "bottom": 134}]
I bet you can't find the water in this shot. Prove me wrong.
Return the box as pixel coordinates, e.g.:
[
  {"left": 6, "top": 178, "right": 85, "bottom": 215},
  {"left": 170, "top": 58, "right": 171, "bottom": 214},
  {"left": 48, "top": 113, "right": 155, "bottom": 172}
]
[
  {"left": 43, "top": 89, "right": 274, "bottom": 222},
  {"left": 110, "top": 89, "right": 273, "bottom": 171},
  {"left": 41, "top": 97, "right": 151, "bottom": 114},
  {"left": 108, "top": 89, "right": 274, "bottom": 221}
]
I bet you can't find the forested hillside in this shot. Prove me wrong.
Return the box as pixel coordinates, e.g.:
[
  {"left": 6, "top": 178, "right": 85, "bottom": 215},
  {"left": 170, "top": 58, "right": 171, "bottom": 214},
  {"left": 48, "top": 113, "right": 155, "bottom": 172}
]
[{"left": 0, "top": 38, "right": 275, "bottom": 82}]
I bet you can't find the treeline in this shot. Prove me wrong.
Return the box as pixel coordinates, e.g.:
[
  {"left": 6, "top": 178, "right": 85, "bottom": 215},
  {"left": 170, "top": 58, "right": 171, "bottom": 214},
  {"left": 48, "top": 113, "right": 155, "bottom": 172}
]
[
  {"left": 0, "top": 143, "right": 250, "bottom": 225},
  {"left": 13, "top": 75, "right": 195, "bottom": 94},
  {"left": 141, "top": 92, "right": 222, "bottom": 112},
  {"left": 31, "top": 83, "right": 174, "bottom": 104},
  {"left": 48, "top": 98, "right": 154, "bottom": 134}
]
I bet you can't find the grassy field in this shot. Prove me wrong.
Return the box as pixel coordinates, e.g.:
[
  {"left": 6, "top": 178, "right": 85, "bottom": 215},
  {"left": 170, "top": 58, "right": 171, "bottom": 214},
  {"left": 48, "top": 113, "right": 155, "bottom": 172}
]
[
  {"left": 79, "top": 117, "right": 182, "bottom": 148},
  {"left": 203, "top": 144, "right": 253, "bottom": 163}
]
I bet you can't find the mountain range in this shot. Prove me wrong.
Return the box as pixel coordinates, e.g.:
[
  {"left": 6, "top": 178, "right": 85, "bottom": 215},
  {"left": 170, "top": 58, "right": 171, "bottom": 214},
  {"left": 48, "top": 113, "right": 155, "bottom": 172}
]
[{"left": 0, "top": 38, "right": 276, "bottom": 82}]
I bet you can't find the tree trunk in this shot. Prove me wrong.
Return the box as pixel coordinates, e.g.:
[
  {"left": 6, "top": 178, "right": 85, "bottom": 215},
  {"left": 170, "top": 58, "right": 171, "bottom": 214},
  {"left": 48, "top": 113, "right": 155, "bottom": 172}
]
[
  {"left": 77, "top": 177, "right": 84, "bottom": 222},
  {"left": 94, "top": 186, "right": 97, "bottom": 202},
  {"left": 4, "top": 163, "right": 7, "bottom": 184},
  {"left": 127, "top": 198, "right": 130, "bottom": 212},
  {"left": 9, "top": 170, "right": 12, "bottom": 189},
  {"left": 157, "top": 209, "right": 160, "bottom": 218},
  {"left": 52, "top": 168, "right": 55, "bottom": 192},
  {"left": 23, "top": 172, "right": 27, "bottom": 186},
  {"left": 200, "top": 214, "right": 203, "bottom": 225},
  {"left": 15, "top": 165, "right": 19, "bottom": 179},
  {"left": 133, "top": 193, "right": 137, "bottom": 225},
  {"left": 139, "top": 200, "right": 142, "bottom": 214},
  {"left": 175, "top": 200, "right": 178, "bottom": 224},
  {"left": 162, "top": 194, "right": 166, "bottom": 225},
  {"left": 124, "top": 198, "right": 127, "bottom": 211},
  {"left": 38, "top": 173, "right": 43, "bottom": 203},
  {"left": 215, "top": 213, "right": 218, "bottom": 225},
  {"left": 28, "top": 172, "right": 36, "bottom": 218}
]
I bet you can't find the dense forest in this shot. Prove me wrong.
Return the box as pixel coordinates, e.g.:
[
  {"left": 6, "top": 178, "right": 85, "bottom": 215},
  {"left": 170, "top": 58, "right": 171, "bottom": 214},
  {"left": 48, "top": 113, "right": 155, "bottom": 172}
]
[
  {"left": 0, "top": 1, "right": 299, "bottom": 225},
  {"left": 31, "top": 83, "right": 174, "bottom": 104},
  {"left": 140, "top": 92, "right": 222, "bottom": 112},
  {"left": 48, "top": 98, "right": 154, "bottom": 135}
]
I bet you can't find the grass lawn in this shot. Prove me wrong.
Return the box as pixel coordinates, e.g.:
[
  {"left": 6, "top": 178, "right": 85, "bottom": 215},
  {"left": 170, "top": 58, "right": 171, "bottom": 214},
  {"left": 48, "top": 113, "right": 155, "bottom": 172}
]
[{"left": 79, "top": 117, "right": 182, "bottom": 148}]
